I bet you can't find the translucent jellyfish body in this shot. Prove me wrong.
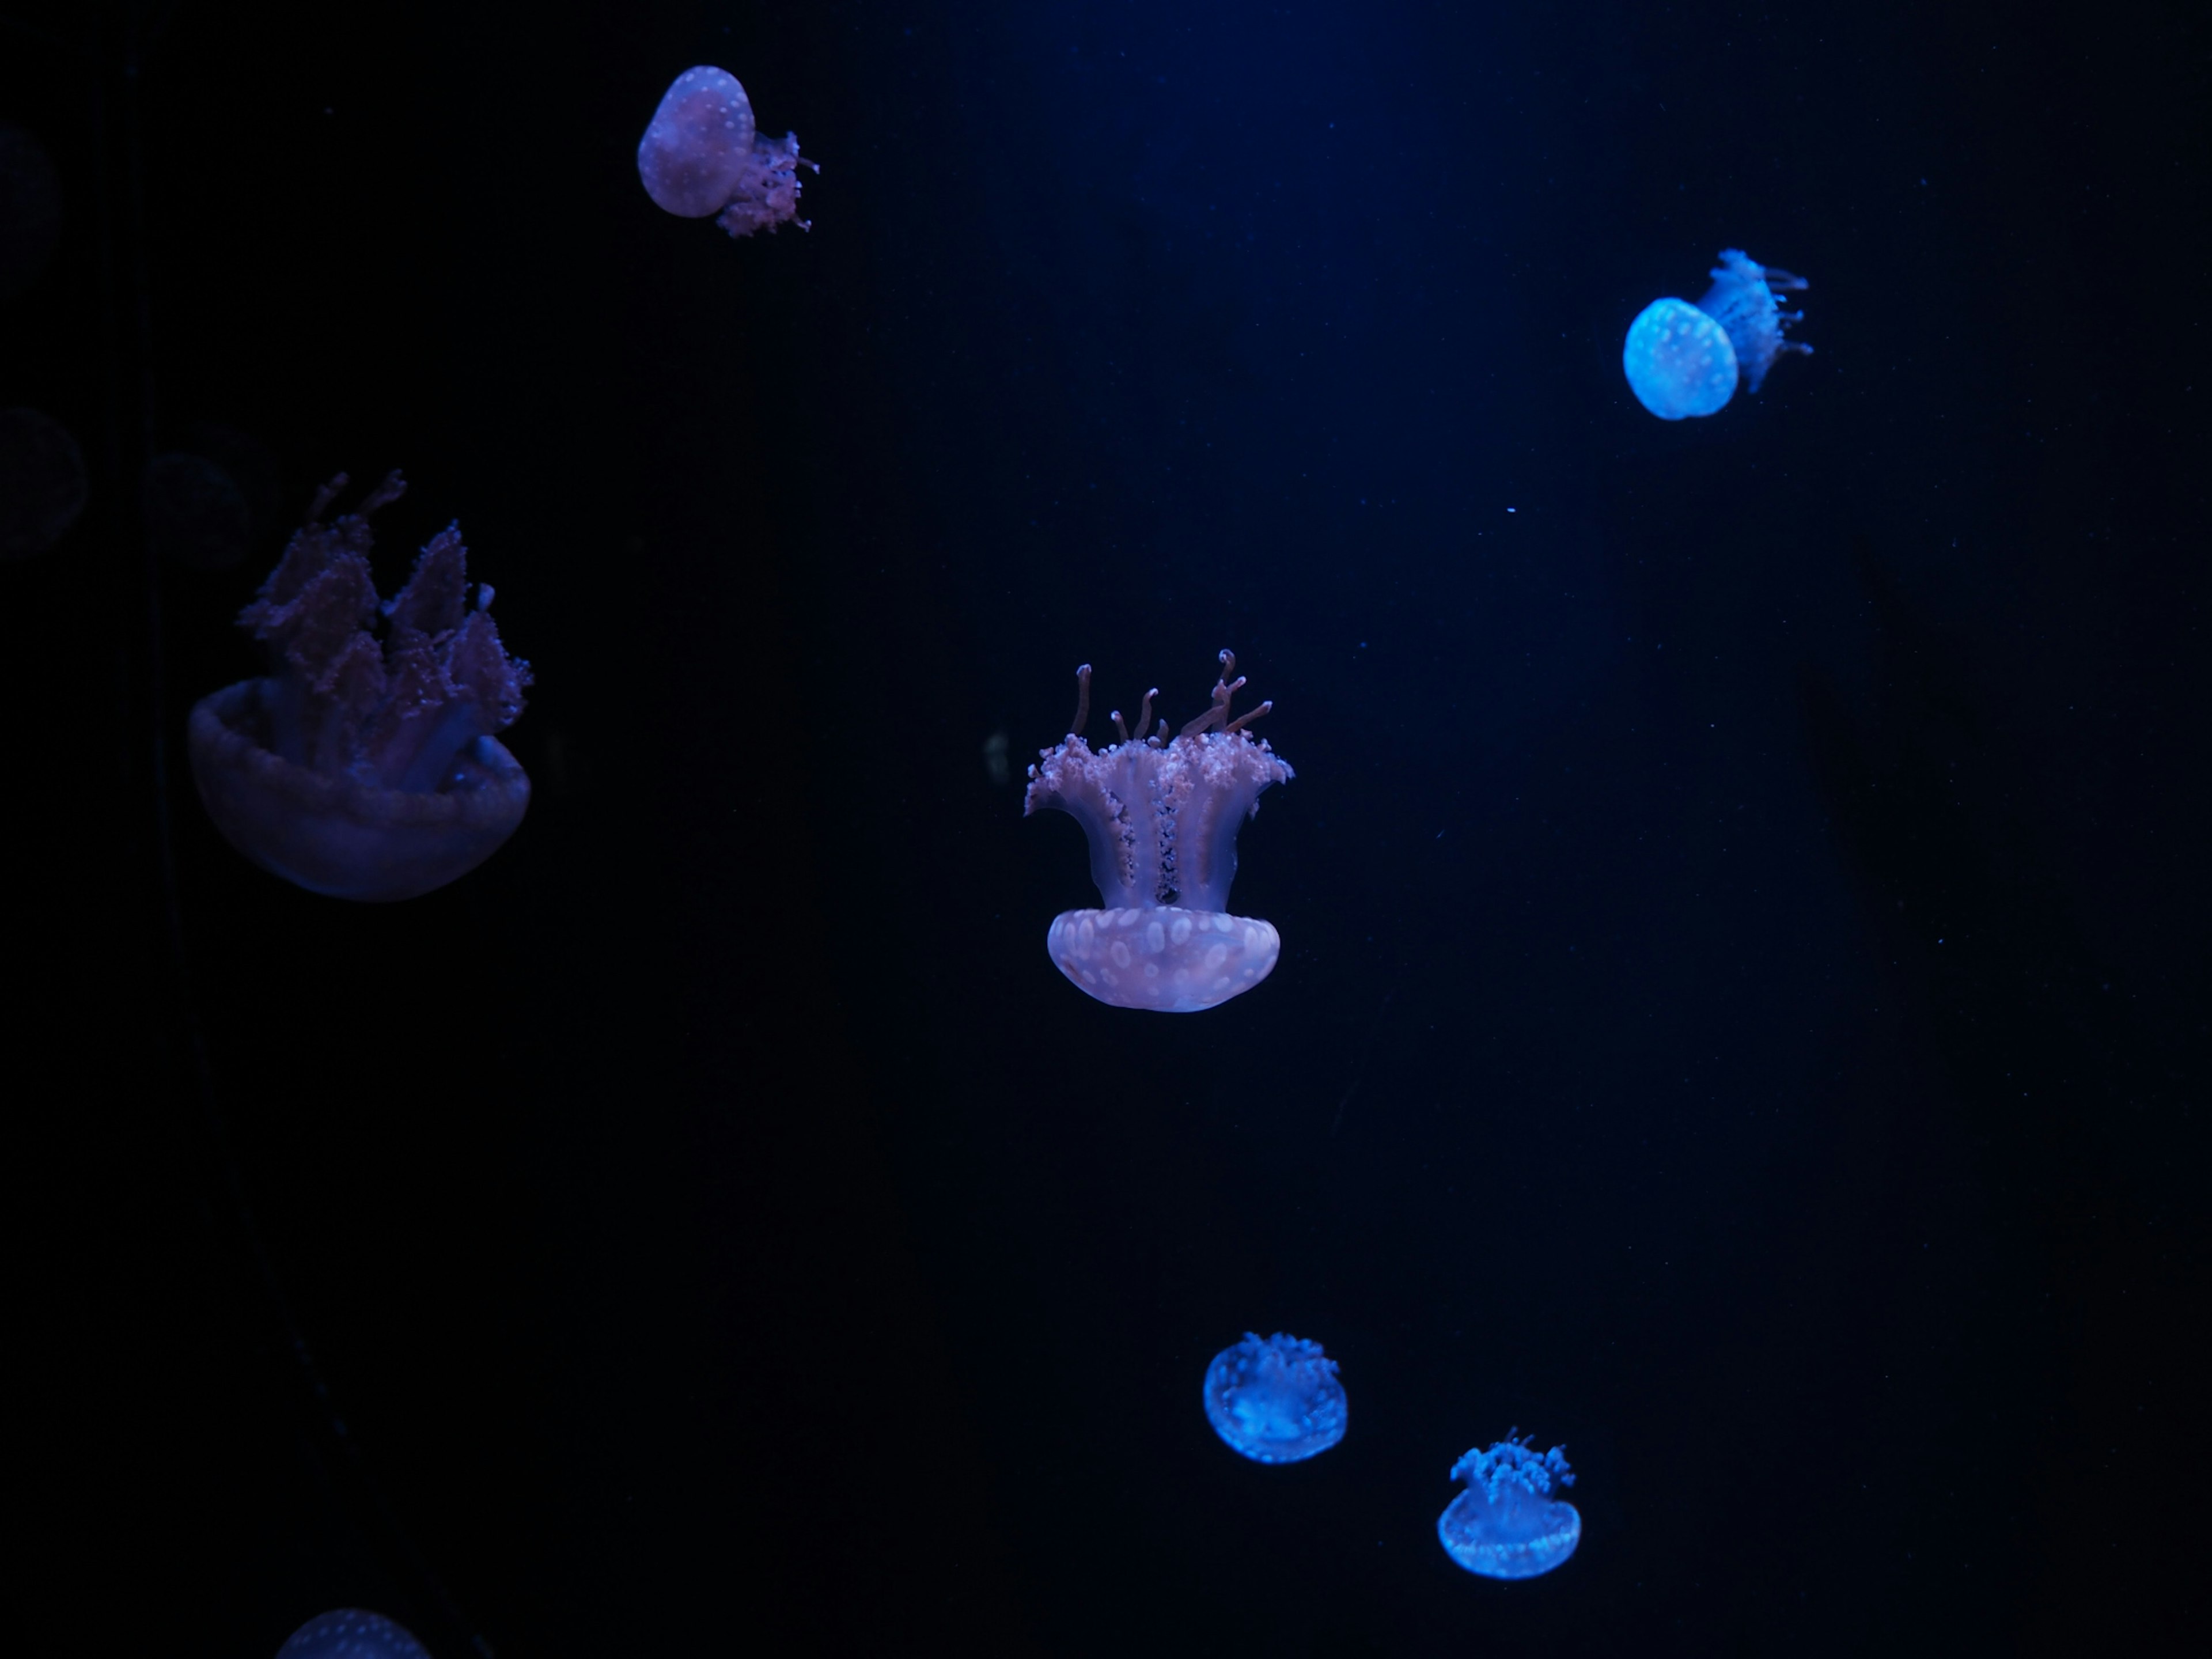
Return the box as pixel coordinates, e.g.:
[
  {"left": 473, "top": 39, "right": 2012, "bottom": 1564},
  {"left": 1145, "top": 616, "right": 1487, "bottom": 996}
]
[
  {"left": 1024, "top": 652, "right": 1293, "bottom": 1012},
  {"left": 1623, "top": 249, "right": 1811, "bottom": 419},
  {"left": 1202, "top": 1332, "right": 1347, "bottom": 1463},
  {"left": 638, "top": 66, "right": 817, "bottom": 238},
  {"left": 0, "top": 406, "right": 87, "bottom": 560},
  {"left": 1437, "top": 1431, "right": 1581, "bottom": 1580},
  {"left": 275, "top": 1608, "right": 431, "bottom": 1658},
  {"left": 187, "top": 472, "right": 532, "bottom": 902}
]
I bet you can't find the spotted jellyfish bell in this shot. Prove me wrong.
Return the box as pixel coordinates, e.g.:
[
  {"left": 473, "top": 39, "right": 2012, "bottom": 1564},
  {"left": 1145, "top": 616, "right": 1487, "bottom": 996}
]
[
  {"left": 1024, "top": 652, "right": 1293, "bottom": 1012},
  {"left": 275, "top": 1608, "right": 431, "bottom": 1658},
  {"left": 637, "top": 65, "right": 817, "bottom": 238},
  {"left": 1437, "top": 1430, "right": 1581, "bottom": 1580},
  {"left": 1623, "top": 248, "right": 1811, "bottom": 419},
  {"left": 1202, "top": 1332, "right": 1347, "bottom": 1464}
]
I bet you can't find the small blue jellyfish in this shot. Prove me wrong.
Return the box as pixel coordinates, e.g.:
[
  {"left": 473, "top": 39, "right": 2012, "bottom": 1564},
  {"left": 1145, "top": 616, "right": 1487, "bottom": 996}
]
[
  {"left": 1623, "top": 249, "right": 1811, "bottom": 420},
  {"left": 1202, "top": 1332, "right": 1346, "bottom": 1463},
  {"left": 275, "top": 1608, "right": 431, "bottom": 1658},
  {"left": 1437, "top": 1430, "right": 1581, "bottom": 1580}
]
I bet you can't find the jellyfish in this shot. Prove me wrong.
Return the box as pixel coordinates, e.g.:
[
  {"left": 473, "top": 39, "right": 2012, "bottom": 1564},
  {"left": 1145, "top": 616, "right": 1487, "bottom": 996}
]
[
  {"left": 275, "top": 1609, "right": 431, "bottom": 1658},
  {"left": 186, "top": 471, "right": 532, "bottom": 902},
  {"left": 1437, "top": 1430, "right": 1581, "bottom": 1580},
  {"left": 0, "top": 406, "right": 88, "bottom": 560},
  {"left": 638, "top": 66, "right": 817, "bottom": 238},
  {"left": 1623, "top": 249, "right": 1812, "bottom": 420},
  {"left": 1202, "top": 1332, "right": 1347, "bottom": 1463},
  {"left": 1024, "top": 652, "right": 1293, "bottom": 1013},
  {"left": 146, "top": 425, "right": 282, "bottom": 573}
]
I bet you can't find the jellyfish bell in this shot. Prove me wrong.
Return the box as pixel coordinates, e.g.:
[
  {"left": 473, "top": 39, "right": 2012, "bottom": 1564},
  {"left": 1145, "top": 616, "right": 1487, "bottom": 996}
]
[
  {"left": 275, "top": 1608, "right": 431, "bottom": 1658},
  {"left": 1437, "top": 1431, "right": 1582, "bottom": 1581},
  {"left": 1623, "top": 297, "right": 1738, "bottom": 421},
  {"left": 1202, "top": 1332, "right": 1347, "bottom": 1464},
  {"left": 1024, "top": 652, "right": 1293, "bottom": 1013},
  {"left": 187, "top": 471, "right": 532, "bottom": 903},
  {"left": 0, "top": 406, "right": 88, "bottom": 560},
  {"left": 1623, "top": 248, "right": 1812, "bottom": 419},
  {"left": 637, "top": 65, "right": 816, "bottom": 237}
]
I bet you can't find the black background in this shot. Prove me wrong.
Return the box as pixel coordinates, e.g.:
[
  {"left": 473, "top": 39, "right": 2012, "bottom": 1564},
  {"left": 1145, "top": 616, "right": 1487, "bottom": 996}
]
[{"left": 5, "top": 2, "right": 2206, "bottom": 1654}]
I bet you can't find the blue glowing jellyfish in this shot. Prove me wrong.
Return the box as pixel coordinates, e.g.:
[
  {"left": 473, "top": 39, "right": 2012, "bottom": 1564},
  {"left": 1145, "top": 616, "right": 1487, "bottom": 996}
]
[
  {"left": 275, "top": 1608, "right": 431, "bottom": 1658},
  {"left": 1202, "top": 1332, "right": 1346, "bottom": 1463},
  {"left": 1437, "top": 1430, "right": 1581, "bottom": 1580},
  {"left": 186, "top": 471, "right": 532, "bottom": 902},
  {"left": 1025, "top": 652, "right": 1293, "bottom": 1012},
  {"left": 638, "top": 66, "right": 817, "bottom": 238},
  {"left": 1623, "top": 249, "right": 1811, "bottom": 420}
]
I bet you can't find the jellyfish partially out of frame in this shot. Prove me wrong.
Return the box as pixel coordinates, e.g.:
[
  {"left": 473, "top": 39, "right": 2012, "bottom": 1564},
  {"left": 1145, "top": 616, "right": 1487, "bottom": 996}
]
[
  {"left": 1202, "top": 1332, "right": 1347, "bottom": 1464},
  {"left": 1437, "top": 1430, "right": 1582, "bottom": 1580},
  {"left": 638, "top": 66, "right": 817, "bottom": 238},
  {"left": 187, "top": 471, "right": 532, "bottom": 902},
  {"left": 1623, "top": 249, "right": 1812, "bottom": 420},
  {"left": 1024, "top": 652, "right": 1293, "bottom": 1012},
  {"left": 275, "top": 1609, "right": 431, "bottom": 1658}
]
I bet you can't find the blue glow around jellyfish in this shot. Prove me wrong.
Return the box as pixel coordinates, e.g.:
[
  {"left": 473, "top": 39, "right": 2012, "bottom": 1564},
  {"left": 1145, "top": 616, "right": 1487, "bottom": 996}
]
[
  {"left": 1202, "top": 1331, "right": 1346, "bottom": 1463},
  {"left": 275, "top": 1609, "right": 431, "bottom": 1658},
  {"left": 1623, "top": 248, "right": 1811, "bottom": 420},
  {"left": 1437, "top": 1430, "right": 1581, "bottom": 1580}
]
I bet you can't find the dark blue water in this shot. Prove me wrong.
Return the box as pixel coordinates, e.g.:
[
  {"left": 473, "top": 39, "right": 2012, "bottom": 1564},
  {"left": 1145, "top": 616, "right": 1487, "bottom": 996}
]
[{"left": 5, "top": 3, "right": 2205, "bottom": 1655}]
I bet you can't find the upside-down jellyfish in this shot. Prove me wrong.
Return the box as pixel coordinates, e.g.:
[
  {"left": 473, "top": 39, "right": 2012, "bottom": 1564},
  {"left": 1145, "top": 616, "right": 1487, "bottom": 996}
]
[
  {"left": 187, "top": 471, "right": 532, "bottom": 902},
  {"left": 1437, "top": 1430, "right": 1581, "bottom": 1580},
  {"left": 638, "top": 66, "right": 817, "bottom": 238},
  {"left": 275, "top": 1608, "right": 431, "bottom": 1658},
  {"left": 1623, "top": 248, "right": 1811, "bottom": 419},
  {"left": 1024, "top": 652, "right": 1293, "bottom": 1012},
  {"left": 1202, "top": 1332, "right": 1347, "bottom": 1463}
]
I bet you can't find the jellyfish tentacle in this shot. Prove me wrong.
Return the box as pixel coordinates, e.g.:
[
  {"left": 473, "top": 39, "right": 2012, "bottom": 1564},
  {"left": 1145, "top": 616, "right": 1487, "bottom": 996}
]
[
  {"left": 1068, "top": 662, "right": 1091, "bottom": 738},
  {"left": 305, "top": 473, "right": 349, "bottom": 522},
  {"left": 357, "top": 468, "right": 407, "bottom": 516}
]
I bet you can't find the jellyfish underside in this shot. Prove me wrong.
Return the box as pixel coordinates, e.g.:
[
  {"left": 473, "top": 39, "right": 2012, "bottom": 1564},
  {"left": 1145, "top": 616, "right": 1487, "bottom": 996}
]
[
  {"left": 1437, "top": 1433, "right": 1581, "bottom": 1580},
  {"left": 1623, "top": 248, "right": 1810, "bottom": 419},
  {"left": 637, "top": 65, "right": 816, "bottom": 238},
  {"left": 187, "top": 471, "right": 532, "bottom": 902},
  {"left": 1438, "top": 1481, "right": 1582, "bottom": 1580},
  {"left": 1024, "top": 653, "right": 1293, "bottom": 1012},
  {"left": 1203, "top": 1332, "right": 1347, "bottom": 1464}
]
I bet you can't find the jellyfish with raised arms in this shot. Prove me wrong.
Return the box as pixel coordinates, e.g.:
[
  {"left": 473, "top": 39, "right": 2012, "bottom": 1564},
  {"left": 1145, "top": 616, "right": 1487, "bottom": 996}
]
[
  {"left": 1623, "top": 248, "right": 1811, "bottom": 420},
  {"left": 1024, "top": 652, "right": 1293, "bottom": 1012},
  {"left": 1202, "top": 1332, "right": 1347, "bottom": 1464},
  {"left": 187, "top": 471, "right": 532, "bottom": 902},
  {"left": 1437, "top": 1430, "right": 1581, "bottom": 1580},
  {"left": 275, "top": 1608, "right": 431, "bottom": 1658},
  {"left": 638, "top": 66, "right": 817, "bottom": 238}
]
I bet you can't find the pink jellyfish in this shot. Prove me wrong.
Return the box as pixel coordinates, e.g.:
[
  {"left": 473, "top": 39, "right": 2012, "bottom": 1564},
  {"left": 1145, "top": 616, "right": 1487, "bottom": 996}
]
[
  {"left": 1024, "top": 652, "right": 1294, "bottom": 1013},
  {"left": 187, "top": 471, "right": 532, "bottom": 902},
  {"left": 637, "top": 66, "right": 817, "bottom": 238}
]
